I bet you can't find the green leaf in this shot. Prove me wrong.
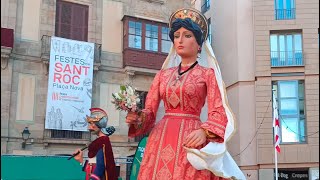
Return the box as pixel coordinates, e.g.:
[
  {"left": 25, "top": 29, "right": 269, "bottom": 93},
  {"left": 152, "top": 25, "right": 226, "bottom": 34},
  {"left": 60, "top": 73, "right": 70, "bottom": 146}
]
[{"left": 120, "top": 85, "right": 126, "bottom": 91}]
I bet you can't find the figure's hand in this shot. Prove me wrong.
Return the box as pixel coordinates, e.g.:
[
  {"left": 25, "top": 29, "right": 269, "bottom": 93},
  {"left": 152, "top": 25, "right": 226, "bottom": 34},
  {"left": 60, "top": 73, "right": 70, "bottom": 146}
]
[
  {"left": 184, "top": 129, "right": 207, "bottom": 148},
  {"left": 73, "top": 148, "right": 84, "bottom": 163},
  {"left": 125, "top": 111, "right": 141, "bottom": 125}
]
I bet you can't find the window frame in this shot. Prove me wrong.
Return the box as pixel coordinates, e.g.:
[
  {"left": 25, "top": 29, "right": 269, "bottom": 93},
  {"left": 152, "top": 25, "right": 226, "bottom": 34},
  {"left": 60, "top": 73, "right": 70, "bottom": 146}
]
[
  {"left": 161, "top": 27, "right": 171, "bottom": 53},
  {"left": 270, "top": 31, "right": 304, "bottom": 67},
  {"left": 55, "top": 0, "right": 89, "bottom": 42},
  {"left": 272, "top": 80, "right": 307, "bottom": 144},
  {"left": 124, "top": 16, "right": 170, "bottom": 54},
  {"left": 145, "top": 24, "right": 159, "bottom": 52},
  {"left": 51, "top": 129, "right": 83, "bottom": 139},
  {"left": 274, "top": 0, "right": 296, "bottom": 20},
  {"left": 128, "top": 21, "right": 142, "bottom": 49}
]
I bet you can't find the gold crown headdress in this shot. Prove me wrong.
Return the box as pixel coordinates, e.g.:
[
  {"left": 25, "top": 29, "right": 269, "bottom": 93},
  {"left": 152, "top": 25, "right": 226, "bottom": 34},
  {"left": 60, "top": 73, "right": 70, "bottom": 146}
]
[{"left": 169, "top": 8, "right": 209, "bottom": 41}]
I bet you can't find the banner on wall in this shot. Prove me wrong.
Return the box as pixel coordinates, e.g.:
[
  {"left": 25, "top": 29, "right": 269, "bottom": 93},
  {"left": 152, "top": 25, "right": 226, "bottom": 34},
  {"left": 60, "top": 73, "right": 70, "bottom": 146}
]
[{"left": 45, "top": 36, "right": 94, "bottom": 131}]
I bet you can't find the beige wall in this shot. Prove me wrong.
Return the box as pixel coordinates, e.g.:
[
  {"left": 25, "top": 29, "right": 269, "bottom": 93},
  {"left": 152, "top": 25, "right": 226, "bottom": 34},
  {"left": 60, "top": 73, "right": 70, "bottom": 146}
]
[
  {"left": 100, "top": 83, "right": 121, "bottom": 127},
  {"left": 209, "top": 0, "right": 239, "bottom": 87},
  {"left": 21, "top": 0, "right": 41, "bottom": 41},
  {"left": 238, "top": 83, "right": 257, "bottom": 165},
  {"left": 205, "top": 0, "right": 255, "bottom": 86},
  {"left": 16, "top": 73, "right": 36, "bottom": 122},
  {"left": 236, "top": 0, "right": 255, "bottom": 82},
  {"left": 1, "top": 0, "right": 17, "bottom": 29},
  {"left": 102, "top": 1, "right": 123, "bottom": 53}
]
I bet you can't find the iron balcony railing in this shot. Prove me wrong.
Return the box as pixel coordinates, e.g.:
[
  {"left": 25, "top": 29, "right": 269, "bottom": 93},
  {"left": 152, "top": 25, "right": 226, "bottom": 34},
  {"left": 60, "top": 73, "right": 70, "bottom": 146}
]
[
  {"left": 41, "top": 35, "right": 101, "bottom": 64},
  {"left": 275, "top": 8, "right": 296, "bottom": 20},
  {"left": 43, "top": 129, "right": 91, "bottom": 139},
  {"left": 271, "top": 50, "right": 304, "bottom": 67}
]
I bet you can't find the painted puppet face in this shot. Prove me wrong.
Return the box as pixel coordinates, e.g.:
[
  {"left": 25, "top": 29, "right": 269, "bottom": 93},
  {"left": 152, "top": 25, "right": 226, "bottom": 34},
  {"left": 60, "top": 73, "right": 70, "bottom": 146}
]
[
  {"left": 173, "top": 27, "right": 199, "bottom": 58},
  {"left": 88, "top": 122, "right": 100, "bottom": 135}
]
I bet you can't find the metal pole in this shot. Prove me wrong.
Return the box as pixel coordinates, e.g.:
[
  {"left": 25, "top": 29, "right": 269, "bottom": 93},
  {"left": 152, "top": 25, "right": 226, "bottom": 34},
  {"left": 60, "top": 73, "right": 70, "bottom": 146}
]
[
  {"left": 274, "top": 139, "right": 278, "bottom": 180},
  {"left": 272, "top": 89, "right": 278, "bottom": 180}
]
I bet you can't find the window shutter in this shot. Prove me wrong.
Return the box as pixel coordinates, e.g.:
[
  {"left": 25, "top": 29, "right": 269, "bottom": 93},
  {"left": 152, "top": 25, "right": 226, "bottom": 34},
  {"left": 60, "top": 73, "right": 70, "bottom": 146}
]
[
  {"left": 71, "top": 4, "right": 88, "bottom": 41},
  {"left": 55, "top": 0, "right": 88, "bottom": 41}
]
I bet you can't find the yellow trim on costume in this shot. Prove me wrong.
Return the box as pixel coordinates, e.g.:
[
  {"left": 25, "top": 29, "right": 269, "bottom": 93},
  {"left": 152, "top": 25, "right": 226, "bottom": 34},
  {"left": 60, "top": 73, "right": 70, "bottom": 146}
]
[
  {"left": 201, "top": 128, "right": 216, "bottom": 139},
  {"left": 102, "top": 144, "right": 108, "bottom": 180}
]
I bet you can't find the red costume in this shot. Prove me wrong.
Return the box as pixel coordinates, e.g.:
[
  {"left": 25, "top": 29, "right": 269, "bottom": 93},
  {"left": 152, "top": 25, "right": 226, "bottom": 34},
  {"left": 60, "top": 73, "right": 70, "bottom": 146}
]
[
  {"left": 83, "top": 108, "right": 117, "bottom": 180},
  {"left": 128, "top": 65, "right": 229, "bottom": 179}
]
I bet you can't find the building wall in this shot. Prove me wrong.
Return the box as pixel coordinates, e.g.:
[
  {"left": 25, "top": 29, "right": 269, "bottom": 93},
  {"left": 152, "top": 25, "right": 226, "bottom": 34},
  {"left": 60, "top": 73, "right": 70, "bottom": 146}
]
[
  {"left": 1, "top": 0, "right": 17, "bottom": 29},
  {"left": 1, "top": 0, "right": 190, "bottom": 178},
  {"left": 193, "top": 0, "right": 257, "bottom": 171},
  {"left": 2, "top": 0, "right": 318, "bottom": 179},
  {"left": 253, "top": 0, "right": 319, "bottom": 178},
  {"left": 194, "top": 0, "right": 319, "bottom": 179},
  {"left": 253, "top": 0, "right": 319, "bottom": 167}
]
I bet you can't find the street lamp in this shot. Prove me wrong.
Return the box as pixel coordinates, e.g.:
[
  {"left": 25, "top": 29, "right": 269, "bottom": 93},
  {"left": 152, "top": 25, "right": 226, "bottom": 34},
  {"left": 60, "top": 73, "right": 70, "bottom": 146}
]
[{"left": 21, "top": 127, "right": 31, "bottom": 149}]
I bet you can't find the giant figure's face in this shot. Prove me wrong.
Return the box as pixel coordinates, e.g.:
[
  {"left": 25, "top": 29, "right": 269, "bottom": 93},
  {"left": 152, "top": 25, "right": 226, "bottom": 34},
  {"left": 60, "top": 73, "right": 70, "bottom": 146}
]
[
  {"left": 88, "top": 122, "right": 100, "bottom": 135},
  {"left": 173, "top": 27, "right": 199, "bottom": 59}
]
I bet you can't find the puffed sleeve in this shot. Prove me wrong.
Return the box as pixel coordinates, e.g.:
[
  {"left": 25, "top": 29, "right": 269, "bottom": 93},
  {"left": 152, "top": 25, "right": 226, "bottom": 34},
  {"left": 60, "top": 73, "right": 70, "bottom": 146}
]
[
  {"left": 200, "top": 68, "right": 228, "bottom": 143},
  {"left": 128, "top": 70, "right": 162, "bottom": 137}
]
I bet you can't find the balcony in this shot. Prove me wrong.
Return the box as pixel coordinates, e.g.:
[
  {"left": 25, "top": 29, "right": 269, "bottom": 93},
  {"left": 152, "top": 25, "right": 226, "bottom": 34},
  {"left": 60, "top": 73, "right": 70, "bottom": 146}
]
[
  {"left": 275, "top": 8, "right": 296, "bottom": 20},
  {"left": 123, "top": 48, "right": 166, "bottom": 70},
  {"left": 41, "top": 35, "right": 101, "bottom": 70},
  {"left": 271, "top": 50, "right": 304, "bottom": 67},
  {"left": 43, "top": 129, "right": 90, "bottom": 147}
]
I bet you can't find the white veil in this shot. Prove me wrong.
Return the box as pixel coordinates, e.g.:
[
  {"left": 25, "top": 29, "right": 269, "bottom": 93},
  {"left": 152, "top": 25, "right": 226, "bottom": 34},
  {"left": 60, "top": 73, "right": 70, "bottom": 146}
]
[{"left": 157, "top": 40, "right": 246, "bottom": 180}]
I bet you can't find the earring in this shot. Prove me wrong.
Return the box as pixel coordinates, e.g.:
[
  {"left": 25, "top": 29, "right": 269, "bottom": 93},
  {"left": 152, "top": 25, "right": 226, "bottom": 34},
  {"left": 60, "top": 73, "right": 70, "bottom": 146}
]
[
  {"left": 197, "top": 47, "right": 201, "bottom": 53},
  {"left": 197, "top": 47, "right": 201, "bottom": 59}
]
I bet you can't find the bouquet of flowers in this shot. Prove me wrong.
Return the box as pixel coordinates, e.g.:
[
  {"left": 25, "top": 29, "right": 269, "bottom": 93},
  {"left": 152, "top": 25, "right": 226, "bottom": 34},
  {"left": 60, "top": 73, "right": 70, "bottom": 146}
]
[{"left": 111, "top": 84, "right": 141, "bottom": 112}]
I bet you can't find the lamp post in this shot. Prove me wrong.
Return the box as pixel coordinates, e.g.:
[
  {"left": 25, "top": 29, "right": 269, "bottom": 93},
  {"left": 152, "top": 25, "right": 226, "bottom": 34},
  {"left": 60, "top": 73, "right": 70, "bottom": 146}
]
[{"left": 21, "top": 127, "right": 31, "bottom": 149}]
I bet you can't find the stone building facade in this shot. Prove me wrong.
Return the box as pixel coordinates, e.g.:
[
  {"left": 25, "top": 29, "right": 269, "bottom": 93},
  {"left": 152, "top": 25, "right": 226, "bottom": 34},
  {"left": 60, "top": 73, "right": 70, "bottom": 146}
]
[{"left": 1, "top": 0, "right": 191, "bottom": 178}]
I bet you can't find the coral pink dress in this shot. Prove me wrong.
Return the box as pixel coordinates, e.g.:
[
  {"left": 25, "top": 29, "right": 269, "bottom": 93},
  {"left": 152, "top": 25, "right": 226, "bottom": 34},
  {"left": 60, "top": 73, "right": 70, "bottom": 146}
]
[{"left": 129, "top": 64, "right": 229, "bottom": 180}]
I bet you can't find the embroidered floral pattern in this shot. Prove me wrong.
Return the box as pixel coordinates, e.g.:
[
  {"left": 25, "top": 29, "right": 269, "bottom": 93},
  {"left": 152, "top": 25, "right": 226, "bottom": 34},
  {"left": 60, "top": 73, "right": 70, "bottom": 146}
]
[{"left": 129, "top": 65, "right": 229, "bottom": 180}]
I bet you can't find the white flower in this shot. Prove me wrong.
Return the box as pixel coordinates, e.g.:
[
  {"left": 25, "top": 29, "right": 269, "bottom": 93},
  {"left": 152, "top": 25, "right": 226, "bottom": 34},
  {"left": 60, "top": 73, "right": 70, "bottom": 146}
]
[
  {"left": 126, "top": 98, "right": 132, "bottom": 105},
  {"left": 114, "top": 93, "right": 121, "bottom": 100},
  {"left": 127, "top": 86, "right": 134, "bottom": 96},
  {"left": 111, "top": 84, "right": 141, "bottom": 113}
]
